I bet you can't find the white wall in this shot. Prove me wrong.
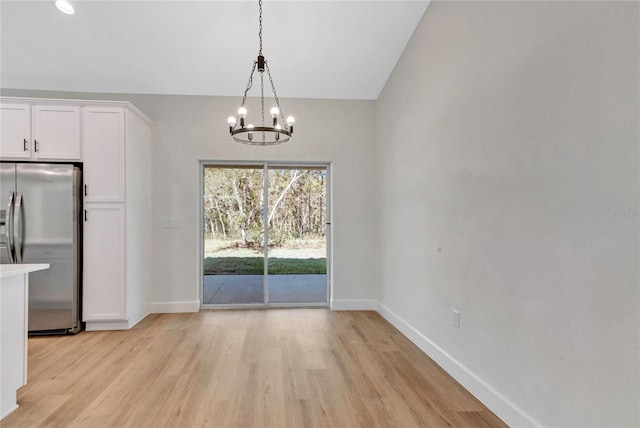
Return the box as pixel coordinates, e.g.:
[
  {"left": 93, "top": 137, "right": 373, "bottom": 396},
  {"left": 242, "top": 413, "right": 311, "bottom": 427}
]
[
  {"left": 0, "top": 89, "right": 378, "bottom": 309},
  {"left": 375, "top": 1, "right": 639, "bottom": 427}
]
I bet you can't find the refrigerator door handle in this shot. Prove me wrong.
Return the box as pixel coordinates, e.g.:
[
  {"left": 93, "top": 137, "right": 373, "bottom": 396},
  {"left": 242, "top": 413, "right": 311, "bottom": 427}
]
[
  {"left": 14, "top": 192, "right": 24, "bottom": 263},
  {"left": 6, "top": 191, "right": 15, "bottom": 264}
]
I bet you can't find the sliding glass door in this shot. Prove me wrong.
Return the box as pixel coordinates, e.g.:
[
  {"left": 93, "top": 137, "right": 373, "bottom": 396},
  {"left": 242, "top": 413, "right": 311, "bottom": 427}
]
[
  {"left": 202, "top": 166, "right": 265, "bottom": 305},
  {"left": 267, "top": 166, "right": 327, "bottom": 303},
  {"left": 202, "top": 163, "right": 329, "bottom": 306}
]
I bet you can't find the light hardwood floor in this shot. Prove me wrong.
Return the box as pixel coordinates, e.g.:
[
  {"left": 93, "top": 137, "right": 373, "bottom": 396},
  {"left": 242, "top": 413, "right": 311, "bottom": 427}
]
[{"left": 3, "top": 309, "right": 506, "bottom": 427}]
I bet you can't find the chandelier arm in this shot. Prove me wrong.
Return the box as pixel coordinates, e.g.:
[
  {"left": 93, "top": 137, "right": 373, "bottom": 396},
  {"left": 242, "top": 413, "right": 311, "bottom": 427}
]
[
  {"left": 231, "top": 127, "right": 291, "bottom": 146},
  {"left": 265, "top": 61, "right": 287, "bottom": 125}
]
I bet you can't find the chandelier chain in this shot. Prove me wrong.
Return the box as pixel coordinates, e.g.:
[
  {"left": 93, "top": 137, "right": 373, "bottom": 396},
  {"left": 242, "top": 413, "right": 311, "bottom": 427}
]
[
  {"left": 241, "top": 60, "right": 258, "bottom": 109},
  {"left": 258, "top": 0, "right": 263, "bottom": 55},
  {"left": 265, "top": 62, "right": 287, "bottom": 125}
]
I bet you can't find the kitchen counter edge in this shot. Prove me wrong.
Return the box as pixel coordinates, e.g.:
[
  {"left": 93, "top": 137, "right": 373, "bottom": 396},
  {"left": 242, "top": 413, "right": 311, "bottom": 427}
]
[{"left": 0, "top": 264, "right": 50, "bottom": 279}]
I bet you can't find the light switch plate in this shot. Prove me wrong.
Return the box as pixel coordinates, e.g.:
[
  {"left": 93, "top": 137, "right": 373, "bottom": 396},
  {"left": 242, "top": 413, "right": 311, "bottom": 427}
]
[{"left": 452, "top": 309, "right": 460, "bottom": 328}]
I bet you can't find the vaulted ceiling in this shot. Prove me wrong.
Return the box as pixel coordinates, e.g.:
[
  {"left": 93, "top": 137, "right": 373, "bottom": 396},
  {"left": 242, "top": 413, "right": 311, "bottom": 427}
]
[{"left": 1, "top": 1, "right": 429, "bottom": 100}]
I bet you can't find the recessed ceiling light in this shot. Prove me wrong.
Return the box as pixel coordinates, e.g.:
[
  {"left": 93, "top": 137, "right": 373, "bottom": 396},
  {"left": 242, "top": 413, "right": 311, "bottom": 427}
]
[{"left": 55, "top": 0, "right": 74, "bottom": 15}]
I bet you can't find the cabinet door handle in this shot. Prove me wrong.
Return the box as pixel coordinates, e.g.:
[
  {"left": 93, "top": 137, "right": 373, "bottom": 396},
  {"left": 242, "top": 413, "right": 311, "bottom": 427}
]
[
  {"left": 84, "top": 210, "right": 88, "bottom": 222},
  {"left": 34, "top": 140, "right": 39, "bottom": 152},
  {"left": 84, "top": 184, "right": 88, "bottom": 197},
  {"left": 23, "top": 139, "right": 28, "bottom": 151}
]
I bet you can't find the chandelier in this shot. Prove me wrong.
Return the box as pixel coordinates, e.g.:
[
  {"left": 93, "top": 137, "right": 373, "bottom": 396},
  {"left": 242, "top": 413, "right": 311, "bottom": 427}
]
[{"left": 227, "top": 0, "right": 295, "bottom": 146}]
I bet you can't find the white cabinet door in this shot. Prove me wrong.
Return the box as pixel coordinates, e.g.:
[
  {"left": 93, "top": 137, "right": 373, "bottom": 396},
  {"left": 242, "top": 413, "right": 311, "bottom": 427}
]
[
  {"left": 0, "top": 103, "right": 31, "bottom": 159},
  {"left": 32, "top": 105, "right": 81, "bottom": 160},
  {"left": 83, "top": 204, "right": 126, "bottom": 321},
  {"left": 83, "top": 107, "right": 125, "bottom": 202}
]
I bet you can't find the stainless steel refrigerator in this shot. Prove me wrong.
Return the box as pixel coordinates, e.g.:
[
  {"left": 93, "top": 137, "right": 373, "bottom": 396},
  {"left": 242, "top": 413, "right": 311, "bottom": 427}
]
[{"left": 1, "top": 163, "right": 82, "bottom": 334}]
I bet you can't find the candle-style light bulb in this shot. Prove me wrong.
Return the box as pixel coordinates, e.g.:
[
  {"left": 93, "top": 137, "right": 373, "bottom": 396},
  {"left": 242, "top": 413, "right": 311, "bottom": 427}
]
[
  {"left": 270, "top": 107, "right": 279, "bottom": 126},
  {"left": 247, "top": 124, "right": 254, "bottom": 141},
  {"left": 238, "top": 107, "right": 247, "bottom": 127},
  {"left": 275, "top": 124, "right": 281, "bottom": 140},
  {"left": 228, "top": 116, "right": 237, "bottom": 133},
  {"left": 286, "top": 116, "right": 295, "bottom": 134}
]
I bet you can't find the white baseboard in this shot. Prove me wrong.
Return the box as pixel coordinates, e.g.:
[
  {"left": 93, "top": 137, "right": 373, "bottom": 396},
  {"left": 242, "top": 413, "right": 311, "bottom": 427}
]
[
  {"left": 85, "top": 320, "right": 132, "bottom": 331},
  {"left": 1, "top": 403, "right": 19, "bottom": 420},
  {"left": 128, "top": 312, "right": 150, "bottom": 329},
  {"left": 330, "top": 299, "right": 377, "bottom": 310},
  {"left": 149, "top": 300, "right": 200, "bottom": 313},
  {"left": 376, "top": 302, "right": 541, "bottom": 428}
]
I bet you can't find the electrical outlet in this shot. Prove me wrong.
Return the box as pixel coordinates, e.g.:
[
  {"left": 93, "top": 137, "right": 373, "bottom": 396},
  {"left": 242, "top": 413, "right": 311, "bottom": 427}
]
[{"left": 452, "top": 309, "right": 460, "bottom": 328}]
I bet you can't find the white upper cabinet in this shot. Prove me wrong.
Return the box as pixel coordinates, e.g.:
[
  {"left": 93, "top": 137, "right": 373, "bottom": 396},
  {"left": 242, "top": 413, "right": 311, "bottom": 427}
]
[
  {"left": 32, "top": 105, "right": 81, "bottom": 160},
  {"left": 0, "top": 103, "right": 81, "bottom": 161},
  {"left": 82, "top": 107, "right": 125, "bottom": 203},
  {"left": 0, "top": 103, "right": 32, "bottom": 159}
]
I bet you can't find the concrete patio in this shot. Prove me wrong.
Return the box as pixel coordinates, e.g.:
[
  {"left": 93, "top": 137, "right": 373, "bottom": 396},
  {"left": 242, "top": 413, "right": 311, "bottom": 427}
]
[{"left": 203, "top": 274, "right": 327, "bottom": 305}]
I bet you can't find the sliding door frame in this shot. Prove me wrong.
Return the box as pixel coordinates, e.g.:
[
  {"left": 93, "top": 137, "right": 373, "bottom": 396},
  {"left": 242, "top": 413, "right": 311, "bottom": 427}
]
[{"left": 198, "top": 160, "right": 332, "bottom": 309}]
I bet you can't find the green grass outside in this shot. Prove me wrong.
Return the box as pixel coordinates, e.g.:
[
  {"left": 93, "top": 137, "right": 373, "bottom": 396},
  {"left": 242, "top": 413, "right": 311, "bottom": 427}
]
[{"left": 204, "top": 257, "right": 326, "bottom": 275}]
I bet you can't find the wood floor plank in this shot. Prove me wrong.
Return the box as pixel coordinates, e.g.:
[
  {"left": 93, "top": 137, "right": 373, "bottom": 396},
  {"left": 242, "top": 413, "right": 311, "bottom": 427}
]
[{"left": 2, "top": 309, "right": 506, "bottom": 428}]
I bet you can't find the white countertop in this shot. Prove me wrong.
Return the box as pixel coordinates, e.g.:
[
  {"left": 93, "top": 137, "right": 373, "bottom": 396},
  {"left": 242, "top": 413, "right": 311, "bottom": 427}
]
[{"left": 0, "top": 264, "right": 50, "bottom": 279}]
